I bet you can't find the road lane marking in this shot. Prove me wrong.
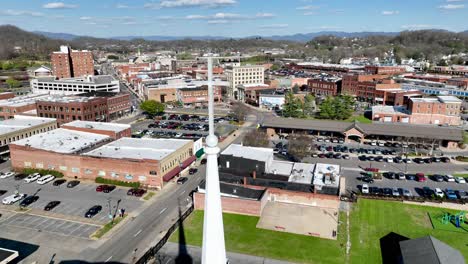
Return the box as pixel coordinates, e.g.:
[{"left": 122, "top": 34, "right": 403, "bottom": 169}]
[
  {"left": 159, "top": 208, "right": 167, "bottom": 215},
  {"left": 105, "top": 256, "right": 112, "bottom": 262},
  {"left": 133, "top": 229, "right": 143, "bottom": 237},
  {"left": 180, "top": 190, "right": 186, "bottom": 195}
]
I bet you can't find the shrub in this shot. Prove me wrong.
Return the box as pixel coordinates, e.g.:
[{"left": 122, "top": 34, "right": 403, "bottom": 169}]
[
  {"left": 455, "top": 156, "right": 468, "bottom": 162},
  {"left": 95, "top": 177, "right": 140, "bottom": 188},
  {"left": 22, "top": 168, "right": 64, "bottom": 178}
]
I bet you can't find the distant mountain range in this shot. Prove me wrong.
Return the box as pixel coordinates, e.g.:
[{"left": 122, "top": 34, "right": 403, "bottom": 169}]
[{"left": 32, "top": 31, "right": 411, "bottom": 42}]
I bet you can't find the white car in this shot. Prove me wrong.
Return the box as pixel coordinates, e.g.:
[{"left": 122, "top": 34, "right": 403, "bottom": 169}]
[
  {"left": 362, "top": 184, "right": 369, "bottom": 194},
  {"left": 37, "top": 175, "right": 55, "bottom": 185},
  {"left": 24, "top": 173, "right": 41, "bottom": 183},
  {"left": 378, "top": 141, "right": 385, "bottom": 147},
  {"left": 370, "top": 141, "right": 377, "bottom": 146},
  {"left": 386, "top": 157, "right": 394, "bottom": 163},
  {"left": 455, "top": 177, "right": 466, "bottom": 184},
  {"left": 0, "top": 172, "right": 15, "bottom": 179},
  {"left": 435, "top": 188, "right": 444, "bottom": 198},
  {"left": 445, "top": 174, "right": 455, "bottom": 182},
  {"left": 2, "top": 193, "right": 26, "bottom": 205}
]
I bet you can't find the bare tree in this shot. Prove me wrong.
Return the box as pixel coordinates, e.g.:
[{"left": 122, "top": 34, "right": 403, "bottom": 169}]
[
  {"left": 231, "top": 102, "right": 249, "bottom": 122},
  {"left": 243, "top": 129, "right": 269, "bottom": 148},
  {"left": 288, "top": 134, "right": 315, "bottom": 159}
]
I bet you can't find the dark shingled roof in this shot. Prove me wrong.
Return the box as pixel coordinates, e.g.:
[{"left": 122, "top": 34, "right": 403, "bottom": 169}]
[
  {"left": 399, "top": 236, "right": 465, "bottom": 264},
  {"left": 262, "top": 117, "right": 464, "bottom": 141},
  {"left": 199, "top": 181, "right": 265, "bottom": 200}
]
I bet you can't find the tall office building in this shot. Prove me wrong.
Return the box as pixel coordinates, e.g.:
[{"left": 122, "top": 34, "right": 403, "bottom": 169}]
[
  {"left": 51, "top": 46, "right": 94, "bottom": 78},
  {"left": 225, "top": 65, "right": 265, "bottom": 100}
]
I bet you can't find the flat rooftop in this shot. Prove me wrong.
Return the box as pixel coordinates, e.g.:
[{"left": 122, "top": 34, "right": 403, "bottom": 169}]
[
  {"left": 221, "top": 144, "right": 273, "bottom": 163},
  {"left": 372, "top": 105, "right": 409, "bottom": 115},
  {"left": 35, "top": 75, "right": 116, "bottom": 84},
  {"left": 63, "top": 121, "right": 130, "bottom": 133},
  {"left": 36, "top": 95, "right": 101, "bottom": 103},
  {"left": 84, "top": 137, "right": 192, "bottom": 161},
  {"left": 267, "top": 160, "right": 294, "bottom": 176},
  {"left": 0, "top": 94, "right": 49, "bottom": 107},
  {"left": 313, "top": 163, "right": 340, "bottom": 188},
  {"left": 12, "top": 128, "right": 110, "bottom": 154},
  {"left": 288, "top": 163, "right": 316, "bottom": 185},
  {"left": 0, "top": 115, "right": 56, "bottom": 135},
  {"left": 199, "top": 181, "right": 265, "bottom": 200}
]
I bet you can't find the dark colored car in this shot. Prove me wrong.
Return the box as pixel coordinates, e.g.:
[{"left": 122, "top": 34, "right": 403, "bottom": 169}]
[
  {"left": 127, "top": 188, "right": 147, "bottom": 197},
  {"left": 383, "top": 172, "right": 396, "bottom": 179},
  {"left": 14, "top": 174, "right": 28, "bottom": 180},
  {"left": 369, "top": 187, "right": 382, "bottom": 196},
  {"left": 189, "top": 168, "right": 198, "bottom": 175},
  {"left": 382, "top": 188, "right": 392, "bottom": 196},
  {"left": 96, "top": 185, "right": 115, "bottom": 193},
  {"left": 200, "top": 159, "right": 207, "bottom": 164},
  {"left": 67, "top": 180, "right": 80, "bottom": 188},
  {"left": 406, "top": 174, "right": 416, "bottom": 181},
  {"left": 431, "top": 157, "right": 441, "bottom": 163},
  {"left": 177, "top": 177, "right": 188, "bottom": 184},
  {"left": 0, "top": 190, "right": 7, "bottom": 196},
  {"left": 20, "top": 196, "right": 39, "bottom": 207},
  {"left": 44, "top": 201, "right": 61, "bottom": 211},
  {"left": 445, "top": 189, "right": 458, "bottom": 200},
  {"left": 360, "top": 176, "right": 374, "bottom": 184},
  {"left": 440, "top": 157, "right": 450, "bottom": 163},
  {"left": 358, "top": 155, "right": 367, "bottom": 161},
  {"left": 85, "top": 205, "right": 102, "bottom": 218},
  {"left": 422, "top": 187, "right": 435, "bottom": 198},
  {"left": 365, "top": 167, "right": 379, "bottom": 172},
  {"left": 413, "top": 158, "right": 424, "bottom": 164},
  {"left": 432, "top": 174, "right": 444, "bottom": 182},
  {"left": 53, "top": 179, "right": 67, "bottom": 186}
]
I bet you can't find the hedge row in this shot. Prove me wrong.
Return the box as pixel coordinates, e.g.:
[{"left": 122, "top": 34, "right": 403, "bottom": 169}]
[
  {"left": 95, "top": 177, "right": 140, "bottom": 188},
  {"left": 22, "top": 168, "right": 64, "bottom": 178},
  {"left": 455, "top": 156, "right": 468, "bottom": 162}
]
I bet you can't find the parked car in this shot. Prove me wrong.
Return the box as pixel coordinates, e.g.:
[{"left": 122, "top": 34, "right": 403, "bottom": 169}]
[
  {"left": 14, "top": 174, "right": 28, "bottom": 180},
  {"left": 364, "top": 168, "right": 379, "bottom": 172},
  {"left": 360, "top": 176, "right": 374, "bottom": 184},
  {"left": 432, "top": 174, "right": 444, "bottom": 182},
  {"left": 386, "top": 157, "right": 394, "bottom": 163},
  {"left": 96, "top": 185, "right": 115, "bottom": 193},
  {"left": 445, "top": 189, "right": 457, "bottom": 200},
  {"left": 434, "top": 188, "right": 444, "bottom": 198},
  {"left": 416, "top": 173, "right": 427, "bottom": 182},
  {"left": 177, "top": 177, "right": 188, "bottom": 184},
  {"left": 85, "top": 205, "right": 102, "bottom": 218},
  {"left": 422, "top": 187, "right": 435, "bottom": 198},
  {"left": 370, "top": 187, "right": 382, "bottom": 196},
  {"left": 53, "top": 179, "right": 67, "bottom": 186},
  {"left": 342, "top": 154, "right": 350, "bottom": 160},
  {"left": 0, "top": 171, "right": 15, "bottom": 179},
  {"left": 20, "top": 196, "right": 39, "bottom": 207},
  {"left": 402, "top": 189, "right": 413, "bottom": 197},
  {"left": 24, "top": 173, "right": 41, "bottom": 183},
  {"left": 382, "top": 188, "right": 392, "bottom": 196},
  {"left": 189, "top": 168, "right": 198, "bottom": 175},
  {"left": 361, "top": 184, "right": 369, "bottom": 194},
  {"left": 445, "top": 175, "right": 455, "bottom": 182},
  {"left": 67, "top": 180, "right": 80, "bottom": 188},
  {"left": 455, "top": 177, "right": 466, "bottom": 184},
  {"left": 398, "top": 172, "right": 406, "bottom": 180},
  {"left": 456, "top": 190, "right": 468, "bottom": 200},
  {"left": 44, "top": 201, "right": 61, "bottom": 211},
  {"left": 127, "top": 188, "right": 146, "bottom": 197},
  {"left": 37, "top": 175, "right": 55, "bottom": 185},
  {"left": 392, "top": 188, "right": 400, "bottom": 197},
  {"left": 2, "top": 193, "right": 26, "bottom": 205},
  {"left": 440, "top": 157, "right": 450, "bottom": 163},
  {"left": 406, "top": 174, "right": 416, "bottom": 181}
]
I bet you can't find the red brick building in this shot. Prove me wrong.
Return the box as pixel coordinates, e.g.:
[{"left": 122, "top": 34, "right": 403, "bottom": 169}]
[
  {"left": 308, "top": 77, "right": 342, "bottom": 96},
  {"left": 0, "top": 92, "right": 15, "bottom": 100},
  {"left": 364, "top": 65, "right": 406, "bottom": 75},
  {"left": 61, "top": 120, "right": 131, "bottom": 139},
  {"left": 0, "top": 94, "right": 49, "bottom": 120},
  {"left": 342, "top": 74, "right": 406, "bottom": 104},
  {"left": 177, "top": 86, "right": 222, "bottom": 105},
  {"left": 51, "top": 46, "right": 94, "bottom": 78},
  {"left": 36, "top": 96, "right": 108, "bottom": 124}
]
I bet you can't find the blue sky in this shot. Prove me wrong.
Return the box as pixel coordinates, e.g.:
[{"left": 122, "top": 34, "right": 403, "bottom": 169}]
[{"left": 0, "top": 0, "right": 466, "bottom": 37}]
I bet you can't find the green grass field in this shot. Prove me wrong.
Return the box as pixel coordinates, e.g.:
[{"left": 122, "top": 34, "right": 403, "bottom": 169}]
[
  {"left": 170, "top": 200, "right": 468, "bottom": 263},
  {"left": 345, "top": 115, "right": 372, "bottom": 124},
  {"left": 170, "top": 211, "right": 347, "bottom": 264}
]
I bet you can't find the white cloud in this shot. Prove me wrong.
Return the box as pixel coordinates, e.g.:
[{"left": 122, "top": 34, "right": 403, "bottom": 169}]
[
  {"left": 116, "top": 4, "right": 130, "bottom": 8},
  {"left": 446, "top": 0, "right": 463, "bottom": 2},
  {"left": 43, "top": 2, "right": 78, "bottom": 9},
  {"left": 381, "top": 10, "right": 399, "bottom": 15},
  {"left": 296, "top": 5, "right": 319, "bottom": 10},
  {"left": 303, "top": 11, "right": 317, "bottom": 16},
  {"left": 2, "top": 10, "right": 44, "bottom": 17},
  {"left": 145, "top": 0, "right": 236, "bottom": 9},
  {"left": 79, "top": 16, "right": 92, "bottom": 20},
  {"left": 259, "top": 24, "right": 288, "bottom": 29},
  {"left": 438, "top": 4, "right": 464, "bottom": 9},
  {"left": 255, "top": 13, "right": 275, "bottom": 18},
  {"left": 208, "top": 19, "right": 229, "bottom": 24},
  {"left": 186, "top": 14, "right": 208, "bottom": 19}
]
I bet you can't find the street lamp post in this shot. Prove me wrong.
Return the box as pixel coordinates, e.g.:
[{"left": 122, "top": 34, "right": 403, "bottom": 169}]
[{"left": 201, "top": 57, "right": 227, "bottom": 264}]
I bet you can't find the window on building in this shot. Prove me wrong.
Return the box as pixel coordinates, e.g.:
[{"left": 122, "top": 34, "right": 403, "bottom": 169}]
[{"left": 71, "top": 167, "right": 80, "bottom": 173}]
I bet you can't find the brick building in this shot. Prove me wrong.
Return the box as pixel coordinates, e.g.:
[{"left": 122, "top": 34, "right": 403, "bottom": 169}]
[
  {"left": 79, "top": 92, "right": 132, "bottom": 119},
  {"left": 177, "top": 86, "right": 222, "bottom": 105},
  {"left": 342, "top": 74, "right": 406, "bottom": 104},
  {"left": 372, "top": 96, "right": 462, "bottom": 126},
  {"left": 364, "top": 65, "right": 406, "bottom": 75},
  {"left": 308, "top": 77, "right": 342, "bottom": 96},
  {"left": 0, "top": 94, "right": 49, "bottom": 120},
  {"left": 51, "top": 46, "right": 94, "bottom": 78},
  {"left": 61, "top": 120, "right": 131, "bottom": 139},
  {"left": 9, "top": 128, "right": 197, "bottom": 189},
  {"left": 0, "top": 92, "right": 15, "bottom": 100},
  {"left": 36, "top": 96, "right": 108, "bottom": 124}
]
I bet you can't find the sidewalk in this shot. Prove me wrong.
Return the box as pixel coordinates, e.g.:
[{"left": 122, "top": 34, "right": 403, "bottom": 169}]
[{"left": 158, "top": 242, "right": 296, "bottom": 264}]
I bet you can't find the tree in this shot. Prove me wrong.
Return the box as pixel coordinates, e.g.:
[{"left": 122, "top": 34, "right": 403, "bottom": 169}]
[
  {"left": 288, "top": 134, "right": 314, "bottom": 159},
  {"left": 318, "top": 95, "right": 354, "bottom": 120},
  {"left": 231, "top": 102, "right": 248, "bottom": 121},
  {"left": 242, "top": 129, "right": 269, "bottom": 148},
  {"left": 302, "top": 94, "right": 315, "bottom": 117},
  {"left": 107, "top": 55, "right": 119, "bottom": 60},
  {"left": 5, "top": 78, "right": 21, "bottom": 88},
  {"left": 282, "top": 92, "right": 302, "bottom": 118},
  {"left": 140, "top": 100, "right": 165, "bottom": 116},
  {"left": 292, "top": 84, "right": 300, "bottom": 94}
]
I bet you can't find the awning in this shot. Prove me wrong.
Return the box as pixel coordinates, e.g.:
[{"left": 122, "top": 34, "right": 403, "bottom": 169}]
[
  {"left": 195, "top": 148, "right": 205, "bottom": 158},
  {"left": 162, "top": 155, "right": 197, "bottom": 182}
]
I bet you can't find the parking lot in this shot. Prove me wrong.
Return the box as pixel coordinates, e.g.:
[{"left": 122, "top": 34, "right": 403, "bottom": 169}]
[{"left": 0, "top": 175, "right": 144, "bottom": 238}]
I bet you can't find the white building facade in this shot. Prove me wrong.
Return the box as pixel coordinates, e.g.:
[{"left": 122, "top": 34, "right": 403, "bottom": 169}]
[
  {"left": 225, "top": 65, "right": 265, "bottom": 100},
  {"left": 30, "top": 76, "right": 120, "bottom": 95}
]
